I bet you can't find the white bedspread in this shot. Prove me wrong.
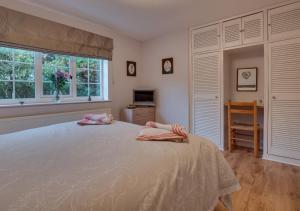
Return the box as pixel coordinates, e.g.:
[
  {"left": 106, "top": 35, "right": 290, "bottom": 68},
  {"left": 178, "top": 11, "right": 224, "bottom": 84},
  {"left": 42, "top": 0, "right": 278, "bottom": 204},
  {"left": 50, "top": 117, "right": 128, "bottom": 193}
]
[{"left": 0, "top": 121, "right": 240, "bottom": 211}]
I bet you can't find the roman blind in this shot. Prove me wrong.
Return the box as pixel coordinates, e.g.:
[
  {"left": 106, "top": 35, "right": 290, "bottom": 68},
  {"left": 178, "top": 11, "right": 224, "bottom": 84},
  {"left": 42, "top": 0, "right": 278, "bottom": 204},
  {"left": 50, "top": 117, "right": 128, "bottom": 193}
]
[{"left": 0, "top": 6, "right": 113, "bottom": 60}]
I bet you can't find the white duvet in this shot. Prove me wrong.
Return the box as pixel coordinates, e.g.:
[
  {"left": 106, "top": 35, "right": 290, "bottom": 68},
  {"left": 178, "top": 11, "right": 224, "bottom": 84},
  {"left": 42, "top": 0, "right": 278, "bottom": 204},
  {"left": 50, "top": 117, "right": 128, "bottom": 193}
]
[{"left": 0, "top": 121, "right": 240, "bottom": 211}]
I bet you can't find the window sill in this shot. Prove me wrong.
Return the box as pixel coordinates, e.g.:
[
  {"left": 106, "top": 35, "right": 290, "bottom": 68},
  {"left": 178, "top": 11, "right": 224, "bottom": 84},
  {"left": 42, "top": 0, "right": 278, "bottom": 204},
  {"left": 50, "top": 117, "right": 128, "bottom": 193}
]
[{"left": 0, "top": 100, "right": 112, "bottom": 108}]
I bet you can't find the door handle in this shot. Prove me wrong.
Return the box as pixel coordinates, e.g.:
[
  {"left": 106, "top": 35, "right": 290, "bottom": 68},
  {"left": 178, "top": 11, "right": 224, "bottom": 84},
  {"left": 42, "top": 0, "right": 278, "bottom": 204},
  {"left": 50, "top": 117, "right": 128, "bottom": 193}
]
[
  {"left": 215, "top": 96, "right": 219, "bottom": 99},
  {"left": 272, "top": 96, "right": 276, "bottom": 100}
]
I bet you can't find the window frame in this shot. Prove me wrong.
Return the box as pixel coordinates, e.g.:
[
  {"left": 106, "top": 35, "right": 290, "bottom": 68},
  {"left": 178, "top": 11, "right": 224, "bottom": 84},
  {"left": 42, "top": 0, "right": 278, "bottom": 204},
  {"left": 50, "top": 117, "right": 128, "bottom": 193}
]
[
  {"left": 75, "top": 57, "right": 104, "bottom": 98},
  {"left": 0, "top": 47, "right": 108, "bottom": 105},
  {"left": 0, "top": 48, "right": 36, "bottom": 104},
  {"left": 41, "top": 53, "right": 72, "bottom": 97}
]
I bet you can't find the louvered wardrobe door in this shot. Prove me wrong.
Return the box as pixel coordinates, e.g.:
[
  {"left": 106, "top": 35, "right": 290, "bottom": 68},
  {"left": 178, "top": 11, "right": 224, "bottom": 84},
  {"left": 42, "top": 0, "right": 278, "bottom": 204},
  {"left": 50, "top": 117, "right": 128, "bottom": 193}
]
[
  {"left": 242, "top": 12, "right": 264, "bottom": 44},
  {"left": 192, "top": 52, "right": 221, "bottom": 147},
  {"left": 191, "top": 24, "right": 220, "bottom": 53},
  {"left": 269, "top": 38, "right": 300, "bottom": 160},
  {"left": 223, "top": 18, "right": 242, "bottom": 48},
  {"left": 268, "top": 2, "right": 300, "bottom": 41}
]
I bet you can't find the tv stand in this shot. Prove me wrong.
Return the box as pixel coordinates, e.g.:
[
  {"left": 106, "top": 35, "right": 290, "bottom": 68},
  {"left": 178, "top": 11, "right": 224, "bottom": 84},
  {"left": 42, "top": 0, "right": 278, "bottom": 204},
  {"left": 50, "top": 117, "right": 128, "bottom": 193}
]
[{"left": 120, "top": 106, "right": 155, "bottom": 125}]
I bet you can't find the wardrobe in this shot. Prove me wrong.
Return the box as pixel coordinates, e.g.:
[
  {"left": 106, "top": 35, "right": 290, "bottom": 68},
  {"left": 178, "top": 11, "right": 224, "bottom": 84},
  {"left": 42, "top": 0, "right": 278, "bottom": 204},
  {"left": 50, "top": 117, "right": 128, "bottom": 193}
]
[{"left": 190, "top": 1, "right": 300, "bottom": 166}]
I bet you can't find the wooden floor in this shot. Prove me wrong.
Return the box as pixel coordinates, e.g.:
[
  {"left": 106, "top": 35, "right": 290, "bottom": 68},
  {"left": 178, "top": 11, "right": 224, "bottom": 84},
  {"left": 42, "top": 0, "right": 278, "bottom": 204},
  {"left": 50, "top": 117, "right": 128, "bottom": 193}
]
[{"left": 214, "top": 148, "right": 300, "bottom": 211}]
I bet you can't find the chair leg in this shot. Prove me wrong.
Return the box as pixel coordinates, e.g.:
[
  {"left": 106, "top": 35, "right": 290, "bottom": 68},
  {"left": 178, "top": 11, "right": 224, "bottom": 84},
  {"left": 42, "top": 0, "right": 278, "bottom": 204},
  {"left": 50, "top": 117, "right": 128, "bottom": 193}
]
[
  {"left": 233, "top": 129, "right": 236, "bottom": 145},
  {"left": 228, "top": 128, "right": 232, "bottom": 152},
  {"left": 231, "top": 129, "right": 236, "bottom": 152},
  {"left": 258, "top": 129, "right": 260, "bottom": 157},
  {"left": 254, "top": 129, "right": 259, "bottom": 158}
]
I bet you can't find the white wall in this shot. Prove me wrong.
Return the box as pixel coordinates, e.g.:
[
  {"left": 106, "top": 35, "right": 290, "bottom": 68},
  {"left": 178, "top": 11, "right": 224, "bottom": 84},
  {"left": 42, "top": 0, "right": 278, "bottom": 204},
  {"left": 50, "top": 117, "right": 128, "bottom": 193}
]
[
  {"left": 0, "top": 1, "right": 142, "bottom": 119},
  {"left": 140, "top": 29, "right": 189, "bottom": 129},
  {"left": 224, "top": 46, "right": 265, "bottom": 106}
]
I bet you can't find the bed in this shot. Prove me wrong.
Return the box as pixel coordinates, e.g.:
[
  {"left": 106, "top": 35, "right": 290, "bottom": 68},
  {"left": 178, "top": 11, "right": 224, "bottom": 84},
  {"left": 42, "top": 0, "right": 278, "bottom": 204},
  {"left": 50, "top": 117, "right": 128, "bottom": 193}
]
[{"left": 0, "top": 121, "right": 240, "bottom": 211}]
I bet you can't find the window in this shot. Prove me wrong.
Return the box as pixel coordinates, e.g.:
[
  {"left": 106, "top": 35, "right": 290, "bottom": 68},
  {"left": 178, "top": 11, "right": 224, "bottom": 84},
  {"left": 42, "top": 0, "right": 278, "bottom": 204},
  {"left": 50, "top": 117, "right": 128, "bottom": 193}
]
[
  {"left": 0, "top": 47, "right": 35, "bottom": 100},
  {"left": 0, "top": 46, "right": 109, "bottom": 104},
  {"left": 42, "top": 53, "right": 71, "bottom": 95},
  {"left": 76, "top": 57, "right": 102, "bottom": 97}
]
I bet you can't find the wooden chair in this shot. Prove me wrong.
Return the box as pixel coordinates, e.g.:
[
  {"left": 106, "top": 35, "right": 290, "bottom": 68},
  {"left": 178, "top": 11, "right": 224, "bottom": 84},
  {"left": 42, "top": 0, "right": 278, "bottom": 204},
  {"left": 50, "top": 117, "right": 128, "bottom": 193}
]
[{"left": 227, "top": 101, "right": 260, "bottom": 157}]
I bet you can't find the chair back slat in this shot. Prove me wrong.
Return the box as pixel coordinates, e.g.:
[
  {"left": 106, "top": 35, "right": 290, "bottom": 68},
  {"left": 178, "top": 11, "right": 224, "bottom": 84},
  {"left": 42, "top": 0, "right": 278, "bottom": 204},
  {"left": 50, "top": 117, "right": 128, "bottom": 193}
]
[
  {"left": 230, "top": 109, "right": 254, "bottom": 115},
  {"left": 229, "top": 102, "right": 255, "bottom": 107}
]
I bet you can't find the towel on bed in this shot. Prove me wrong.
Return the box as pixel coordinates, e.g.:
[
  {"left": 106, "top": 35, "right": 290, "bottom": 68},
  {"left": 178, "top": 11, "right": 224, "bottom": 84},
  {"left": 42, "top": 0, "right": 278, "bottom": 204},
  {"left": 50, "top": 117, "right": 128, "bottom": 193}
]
[
  {"left": 77, "top": 113, "right": 113, "bottom": 125},
  {"left": 136, "top": 121, "right": 188, "bottom": 142}
]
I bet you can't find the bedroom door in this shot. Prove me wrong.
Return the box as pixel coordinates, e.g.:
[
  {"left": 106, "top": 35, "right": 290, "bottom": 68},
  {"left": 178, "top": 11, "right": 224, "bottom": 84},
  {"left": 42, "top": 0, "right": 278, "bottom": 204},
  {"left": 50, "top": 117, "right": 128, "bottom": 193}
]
[
  {"left": 192, "top": 52, "right": 221, "bottom": 147},
  {"left": 269, "top": 38, "right": 300, "bottom": 160}
]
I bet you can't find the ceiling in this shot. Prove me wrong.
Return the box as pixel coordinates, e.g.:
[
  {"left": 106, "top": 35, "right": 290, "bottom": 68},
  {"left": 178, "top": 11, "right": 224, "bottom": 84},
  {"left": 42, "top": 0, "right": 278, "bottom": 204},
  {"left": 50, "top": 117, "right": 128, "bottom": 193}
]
[{"left": 25, "top": 0, "right": 288, "bottom": 41}]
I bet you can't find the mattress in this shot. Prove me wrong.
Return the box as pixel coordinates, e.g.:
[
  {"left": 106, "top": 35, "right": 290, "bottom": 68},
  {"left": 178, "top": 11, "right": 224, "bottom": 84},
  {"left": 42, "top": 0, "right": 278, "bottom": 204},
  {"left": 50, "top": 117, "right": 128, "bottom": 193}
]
[{"left": 0, "top": 121, "right": 240, "bottom": 211}]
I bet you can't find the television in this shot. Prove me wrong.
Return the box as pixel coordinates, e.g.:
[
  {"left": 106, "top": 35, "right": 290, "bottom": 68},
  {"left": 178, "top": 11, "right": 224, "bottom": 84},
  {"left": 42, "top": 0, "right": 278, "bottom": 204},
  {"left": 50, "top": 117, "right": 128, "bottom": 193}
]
[{"left": 133, "top": 90, "right": 155, "bottom": 106}]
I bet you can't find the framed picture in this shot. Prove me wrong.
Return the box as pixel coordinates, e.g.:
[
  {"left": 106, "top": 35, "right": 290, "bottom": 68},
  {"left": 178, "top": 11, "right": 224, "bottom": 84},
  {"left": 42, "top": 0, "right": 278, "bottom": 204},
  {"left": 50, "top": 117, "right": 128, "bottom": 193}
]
[
  {"left": 237, "top": 67, "right": 257, "bottom": 91},
  {"left": 127, "top": 61, "right": 136, "bottom": 76},
  {"left": 162, "top": 58, "right": 173, "bottom": 74}
]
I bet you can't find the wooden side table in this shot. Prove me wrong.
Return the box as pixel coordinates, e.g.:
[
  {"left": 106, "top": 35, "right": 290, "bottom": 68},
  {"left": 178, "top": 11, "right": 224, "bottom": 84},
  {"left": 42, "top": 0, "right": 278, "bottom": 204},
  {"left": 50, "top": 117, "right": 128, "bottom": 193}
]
[{"left": 120, "top": 106, "right": 155, "bottom": 125}]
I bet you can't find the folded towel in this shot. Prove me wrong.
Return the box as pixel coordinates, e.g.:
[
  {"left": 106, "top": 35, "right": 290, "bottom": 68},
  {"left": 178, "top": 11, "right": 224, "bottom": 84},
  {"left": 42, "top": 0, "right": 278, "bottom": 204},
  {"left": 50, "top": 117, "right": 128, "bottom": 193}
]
[
  {"left": 136, "top": 121, "right": 188, "bottom": 142},
  {"left": 84, "top": 113, "right": 110, "bottom": 121},
  {"left": 145, "top": 121, "right": 188, "bottom": 139},
  {"left": 77, "top": 113, "right": 113, "bottom": 125}
]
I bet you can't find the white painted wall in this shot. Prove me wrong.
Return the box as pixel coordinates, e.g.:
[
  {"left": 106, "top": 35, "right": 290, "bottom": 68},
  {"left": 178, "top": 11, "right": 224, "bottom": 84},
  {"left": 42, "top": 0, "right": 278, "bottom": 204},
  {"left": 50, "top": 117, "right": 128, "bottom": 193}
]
[
  {"left": 140, "top": 29, "right": 189, "bottom": 129},
  {"left": 0, "top": 1, "right": 142, "bottom": 119},
  {"left": 224, "top": 46, "right": 265, "bottom": 105}
]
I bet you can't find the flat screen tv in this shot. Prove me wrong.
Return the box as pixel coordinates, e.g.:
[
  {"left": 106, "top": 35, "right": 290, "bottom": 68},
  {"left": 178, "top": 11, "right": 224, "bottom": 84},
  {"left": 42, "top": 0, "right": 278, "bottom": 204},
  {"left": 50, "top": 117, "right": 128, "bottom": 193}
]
[{"left": 133, "top": 90, "right": 155, "bottom": 106}]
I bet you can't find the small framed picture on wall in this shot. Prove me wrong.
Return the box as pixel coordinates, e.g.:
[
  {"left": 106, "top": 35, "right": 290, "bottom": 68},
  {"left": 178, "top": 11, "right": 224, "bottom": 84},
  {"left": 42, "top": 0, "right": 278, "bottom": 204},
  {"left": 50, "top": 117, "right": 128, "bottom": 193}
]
[
  {"left": 162, "top": 58, "right": 173, "bottom": 74},
  {"left": 127, "top": 61, "right": 136, "bottom": 76},
  {"left": 237, "top": 67, "right": 257, "bottom": 91}
]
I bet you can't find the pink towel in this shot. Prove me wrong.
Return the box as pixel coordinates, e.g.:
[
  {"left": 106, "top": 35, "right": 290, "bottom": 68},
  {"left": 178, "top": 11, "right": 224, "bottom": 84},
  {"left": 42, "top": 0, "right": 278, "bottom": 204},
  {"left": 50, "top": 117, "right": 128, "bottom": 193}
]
[
  {"left": 136, "top": 121, "right": 188, "bottom": 142},
  {"left": 77, "top": 113, "right": 113, "bottom": 125},
  {"left": 145, "top": 121, "right": 188, "bottom": 139}
]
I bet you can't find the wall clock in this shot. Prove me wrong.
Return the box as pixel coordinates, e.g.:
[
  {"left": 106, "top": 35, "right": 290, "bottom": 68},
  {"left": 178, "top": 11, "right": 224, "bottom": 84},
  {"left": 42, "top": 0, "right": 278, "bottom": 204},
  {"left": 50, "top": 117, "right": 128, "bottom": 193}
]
[
  {"left": 127, "top": 61, "right": 136, "bottom": 76},
  {"left": 162, "top": 58, "right": 173, "bottom": 74}
]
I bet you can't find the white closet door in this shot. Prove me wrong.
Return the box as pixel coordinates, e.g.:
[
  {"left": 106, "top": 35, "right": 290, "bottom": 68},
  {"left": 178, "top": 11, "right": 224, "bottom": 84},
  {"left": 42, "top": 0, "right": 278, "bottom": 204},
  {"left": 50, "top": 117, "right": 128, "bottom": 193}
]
[
  {"left": 269, "top": 38, "right": 300, "bottom": 160},
  {"left": 268, "top": 2, "right": 300, "bottom": 41},
  {"left": 192, "top": 52, "right": 221, "bottom": 146},
  {"left": 222, "top": 18, "right": 242, "bottom": 48},
  {"left": 242, "top": 12, "right": 264, "bottom": 44},
  {"left": 191, "top": 24, "right": 220, "bottom": 53}
]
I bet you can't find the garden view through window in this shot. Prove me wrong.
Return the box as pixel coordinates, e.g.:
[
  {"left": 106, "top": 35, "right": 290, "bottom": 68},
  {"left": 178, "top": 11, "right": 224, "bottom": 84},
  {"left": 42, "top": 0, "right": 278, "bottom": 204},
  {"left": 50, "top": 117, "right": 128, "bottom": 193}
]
[{"left": 0, "top": 46, "right": 108, "bottom": 104}]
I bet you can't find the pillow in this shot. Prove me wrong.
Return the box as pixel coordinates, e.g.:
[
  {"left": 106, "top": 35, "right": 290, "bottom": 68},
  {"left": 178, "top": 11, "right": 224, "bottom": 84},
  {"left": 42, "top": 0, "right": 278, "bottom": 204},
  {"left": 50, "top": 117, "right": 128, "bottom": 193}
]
[{"left": 136, "top": 127, "right": 188, "bottom": 142}]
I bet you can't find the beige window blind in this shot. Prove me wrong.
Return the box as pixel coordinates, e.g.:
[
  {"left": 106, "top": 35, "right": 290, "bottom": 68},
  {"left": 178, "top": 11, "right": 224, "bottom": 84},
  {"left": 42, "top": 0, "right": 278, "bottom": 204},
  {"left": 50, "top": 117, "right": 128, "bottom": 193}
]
[{"left": 0, "top": 6, "right": 113, "bottom": 60}]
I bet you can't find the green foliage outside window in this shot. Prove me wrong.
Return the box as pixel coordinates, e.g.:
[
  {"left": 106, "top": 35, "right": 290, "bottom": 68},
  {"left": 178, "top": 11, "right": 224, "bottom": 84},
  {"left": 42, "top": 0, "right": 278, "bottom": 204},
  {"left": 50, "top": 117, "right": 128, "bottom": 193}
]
[
  {"left": 42, "top": 53, "right": 70, "bottom": 95},
  {"left": 0, "top": 46, "right": 104, "bottom": 102},
  {"left": 76, "top": 57, "right": 101, "bottom": 97},
  {"left": 0, "top": 47, "right": 35, "bottom": 99}
]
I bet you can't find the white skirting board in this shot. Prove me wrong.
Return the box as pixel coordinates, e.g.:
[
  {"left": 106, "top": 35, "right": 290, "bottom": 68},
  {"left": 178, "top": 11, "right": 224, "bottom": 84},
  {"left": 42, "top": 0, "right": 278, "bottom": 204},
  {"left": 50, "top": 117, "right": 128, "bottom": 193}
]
[
  {"left": 0, "top": 108, "right": 111, "bottom": 135},
  {"left": 263, "top": 154, "right": 300, "bottom": 167}
]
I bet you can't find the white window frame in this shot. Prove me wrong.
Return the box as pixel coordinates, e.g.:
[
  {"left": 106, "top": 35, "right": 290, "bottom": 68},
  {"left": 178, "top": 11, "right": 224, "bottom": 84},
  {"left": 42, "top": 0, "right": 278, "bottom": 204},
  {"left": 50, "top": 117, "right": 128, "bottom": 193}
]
[
  {"left": 74, "top": 57, "right": 103, "bottom": 100},
  {"left": 40, "top": 53, "right": 72, "bottom": 98},
  {"left": 0, "top": 49, "right": 36, "bottom": 104},
  {"left": 0, "top": 46, "right": 109, "bottom": 105}
]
